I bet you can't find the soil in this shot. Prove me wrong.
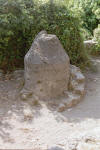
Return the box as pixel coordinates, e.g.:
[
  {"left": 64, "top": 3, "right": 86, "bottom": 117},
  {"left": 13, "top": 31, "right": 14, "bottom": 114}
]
[{"left": 0, "top": 57, "right": 100, "bottom": 149}]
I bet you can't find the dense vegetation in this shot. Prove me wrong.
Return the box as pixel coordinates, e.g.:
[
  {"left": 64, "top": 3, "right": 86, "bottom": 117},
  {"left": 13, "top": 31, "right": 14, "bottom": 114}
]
[
  {"left": 93, "top": 24, "right": 100, "bottom": 55},
  {"left": 72, "top": 0, "right": 100, "bottom": 37},
  {"left": 0, "top": 0, "right": 100, "bottom": 71},
  {"left": 69, "top": 0, "right": 100, "bottom": 55}
]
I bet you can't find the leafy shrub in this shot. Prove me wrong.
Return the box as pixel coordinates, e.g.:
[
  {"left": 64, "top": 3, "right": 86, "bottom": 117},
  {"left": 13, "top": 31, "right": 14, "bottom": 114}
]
[
  {"left": 0, "top": 0, "right": 89, "bottom": 71},
  {"left": 94, "top": 24, "right": 100, "bottom": 41},
  {"left": 69, "top": 0, "right": 100, "bottom": 38},
  {"left": 93, "top": 24, "right": 100, "bottom": 55},
  {"left": 80, "top": 28, "right": 93, "bottom": 40}
]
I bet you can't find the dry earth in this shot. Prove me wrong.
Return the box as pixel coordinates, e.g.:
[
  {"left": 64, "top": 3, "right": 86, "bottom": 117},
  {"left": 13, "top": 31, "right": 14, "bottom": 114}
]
[{"left": 0, "top": 57, "right": 100, "bottom": 149}]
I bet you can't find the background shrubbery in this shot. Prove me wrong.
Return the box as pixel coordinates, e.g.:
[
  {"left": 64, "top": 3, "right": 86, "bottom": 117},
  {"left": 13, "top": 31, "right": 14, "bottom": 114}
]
[
  {"left": 0, "top": 0, "right": 89, "bottom": 71},
  {"left": 93, "top": 24, "right": 100, "bottom": 55},
  {"left": 69, "top": 0, "right": 100, "bottom": 55},
  {"left": 69, "top": 0, "right": 100, "bottom": 40},
  {"left": 0, "top": 0, "right": 100, "bottom": 71}
]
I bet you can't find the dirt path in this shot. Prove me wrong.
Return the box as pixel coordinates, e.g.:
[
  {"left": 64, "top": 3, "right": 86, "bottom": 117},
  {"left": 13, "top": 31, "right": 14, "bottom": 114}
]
[{"left": 0, "top": 57, "right": 100, "bottom": 149}]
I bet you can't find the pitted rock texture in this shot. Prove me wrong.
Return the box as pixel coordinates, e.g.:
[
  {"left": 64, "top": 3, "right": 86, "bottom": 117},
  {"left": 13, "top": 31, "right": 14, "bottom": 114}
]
[
  {"left": 58, "top": 65, "right": 85, "bottom": 112},
  {"left": 21, "top": 31, "right": 85, "bottom": 111},
  {"left": 69, "top": 65, "right": 85, "bottom": 97},
  {"left": 21, "top": 31, "right": 70, "bottom": 100}
]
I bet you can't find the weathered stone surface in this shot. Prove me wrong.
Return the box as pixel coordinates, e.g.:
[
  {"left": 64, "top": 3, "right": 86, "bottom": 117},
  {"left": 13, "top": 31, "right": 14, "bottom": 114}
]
[
  {"left": 21, "top": 31, "right": 70, "bottom": 100},
  {"left": 69, "top": 65, "right": 85, "bottom": 96},
  {"left": 12, "top": 70, "right": 24, "bottom": 80},
  {"left": 20, "top": 31, "right": 85, "bottom": 111},
  {"left": 58, "top": 103, "right": 66, "bottom": 112},
  {"left": 57, "top": 65, "right": 85, "bottom": 111}
]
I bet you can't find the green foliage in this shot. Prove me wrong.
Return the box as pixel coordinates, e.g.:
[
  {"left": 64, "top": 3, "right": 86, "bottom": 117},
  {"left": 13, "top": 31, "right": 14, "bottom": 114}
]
[
  {"left": 69, "top": 0, "right": 100, "bottom": 39},
  {"left": 80, "top": 28, "right": 93, "bottom": 40},
  {"left": 0, "top": 0, "right": 89, "bottom": 71},
  {"left": 81, "top": 0, "right": 99, "bottom": 34},
  {"left": 93, "top": 24, "right": 100, "bottom": 55},
  {"left": 94, "top": 24, "right": 100, "bottom": 41}
]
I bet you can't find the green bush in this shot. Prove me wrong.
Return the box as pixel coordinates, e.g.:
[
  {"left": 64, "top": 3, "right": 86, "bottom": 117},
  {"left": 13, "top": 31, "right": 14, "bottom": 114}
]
[
  {"left": 94, "top": 24, "right": 100, "bottom": 41},
  {"left": 80, "top": 28, "right": 93, "bottom": 40},
  {"left": 69, "top": 0, "right": 100, "bottom": 39},
  {"left": 0, "top": 0, "right": 89, "bottom": 71},
  {"left": 93, "top": 24, "right": 100, "bottom": 55}
]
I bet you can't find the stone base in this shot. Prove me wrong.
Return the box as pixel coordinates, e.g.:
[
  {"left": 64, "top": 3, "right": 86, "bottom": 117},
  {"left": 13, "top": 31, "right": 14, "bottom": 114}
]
[
  {"left": 20, "top": 65, "right": 85, "bottom": 112},
  {"left": 57, "top": 65, "right": 85, "bottom": 112}
]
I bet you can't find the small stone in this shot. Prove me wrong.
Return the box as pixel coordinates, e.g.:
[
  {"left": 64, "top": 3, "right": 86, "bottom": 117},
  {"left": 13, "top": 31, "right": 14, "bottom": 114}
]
[
  {"left": 74, "top": 85, "right": 85, "bottom": 95},
  {"left": 48, "top": 146, "right": 64, "bottom": 150},
  {"left": 76, "top": 72, "right": 85, "bottom": 83},
  {"left": 66, "top": 92, "right": 81, "bottom": 108},
  {"left": 21, "top": 94, "right": 27, "bottom": 100},
  {"left": 70, "top": 65, "right": 85, "bottom": 83},
  {"left": 20, "top": 89, "right": 33, "bottom": 100},
  {"left": 8, "top": 110, "right": 12, "bottom": 114},
  {"left": 23, "top": 107, "right": 33, "bottom": 120},
  {"left": 84, "top": 40, "right": 97, "bottom": 49},
  {"left": 58, "top": 103, "right": 66, "bottom": 112},
  {"left": 68, "top": 65, "right": 85, "bottom": 106},
  {"left": 67, "top": 108, "right": 72, "bottom": 112}
]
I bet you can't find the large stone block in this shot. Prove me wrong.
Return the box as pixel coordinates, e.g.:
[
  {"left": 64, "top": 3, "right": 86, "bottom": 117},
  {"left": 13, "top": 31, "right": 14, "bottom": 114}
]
[
  {"left": 20, "top": 31, "right": 85, "bottom": 111},
  {"left": 21, "top": 31, "right": 70, "bottom": 100}
]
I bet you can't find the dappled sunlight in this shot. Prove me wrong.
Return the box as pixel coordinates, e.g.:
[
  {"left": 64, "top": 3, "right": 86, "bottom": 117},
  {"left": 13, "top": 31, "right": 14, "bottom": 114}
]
[{"left": 0, "top": 57, "right": 100, "bottom": 148}]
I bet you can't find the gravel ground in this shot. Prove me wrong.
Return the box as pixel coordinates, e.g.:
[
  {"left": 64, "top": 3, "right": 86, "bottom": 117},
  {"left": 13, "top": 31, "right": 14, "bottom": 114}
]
[{"left": 0, "top": 57, "right": 100, "bottom": 149}]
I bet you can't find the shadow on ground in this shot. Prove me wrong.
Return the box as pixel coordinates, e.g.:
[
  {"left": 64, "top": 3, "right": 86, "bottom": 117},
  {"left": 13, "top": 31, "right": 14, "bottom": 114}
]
[{"left": 0, "top": 57, "right": 100, "bottom": 147}]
